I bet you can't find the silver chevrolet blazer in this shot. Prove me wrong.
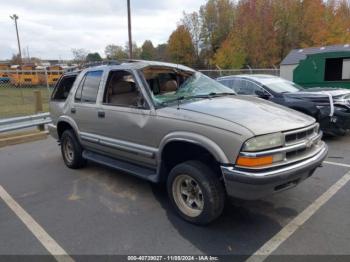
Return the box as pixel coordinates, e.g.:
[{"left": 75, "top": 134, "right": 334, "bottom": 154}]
[{"left": 48, "top": 60, "right": 328, "bottom": 225}]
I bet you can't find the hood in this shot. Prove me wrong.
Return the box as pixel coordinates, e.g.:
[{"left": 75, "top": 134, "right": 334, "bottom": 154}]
[
  {"left": 302, "top": 88, "right": 350, "bottom": 97},
  {"left": 177, "top": 96, "right": 315, "bottom": 135}
]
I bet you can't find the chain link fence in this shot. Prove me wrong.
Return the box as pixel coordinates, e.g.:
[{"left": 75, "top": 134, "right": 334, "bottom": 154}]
[
  {"left": 199, "top": 68, "right": 280, "bottom": 79},
  {"left": 0, "top": 69, "right": 64, "bottom": 118},
  {"left": 0, "top": 67, "right": 280, "bottom": 118}
]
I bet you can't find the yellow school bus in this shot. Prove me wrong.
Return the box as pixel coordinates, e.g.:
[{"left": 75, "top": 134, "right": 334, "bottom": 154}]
[
  {"left": 10, "top": 65, "right": 41, "bottom": 86},
  {"left": 47, "top": 66, "right": 64, "bottom": 85},
  {"left": 0, "top": 64, "right": 10, "bottom": 83}
]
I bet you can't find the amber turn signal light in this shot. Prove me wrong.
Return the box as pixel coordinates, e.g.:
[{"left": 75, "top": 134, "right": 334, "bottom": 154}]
[{"left": 236, "top": 155, "right": 273, "bottom": 167}]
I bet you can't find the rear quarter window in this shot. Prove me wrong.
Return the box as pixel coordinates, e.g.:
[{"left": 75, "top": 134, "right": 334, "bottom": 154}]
[{"left": 51, "top": 74, "right": 77, "bottom": 101}]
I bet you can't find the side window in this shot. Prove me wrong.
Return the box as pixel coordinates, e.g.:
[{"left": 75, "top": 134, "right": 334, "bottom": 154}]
[
  {"left": 219, "top": 79, "right": 240, "bottom": 93},
  {"left": 231, "top": 79, "right": 245, "bottom": 94},
  {"left": 228, "top": 79, "right": 241, "bottom": 93},
  {"left": 51, "top": 75, "right": 77, "bottom": 100},
  {"left": 237, "top": 80, "right": 262, "bottom": 95},
  {"left": 75, "top": 71, "right": 103, "bottom": 103},
  {"left": 103, "top": 70, "right": 146, "bottom": 108},
  {"left": 246, "top": 81, "right": 265, "bottom": 96}
]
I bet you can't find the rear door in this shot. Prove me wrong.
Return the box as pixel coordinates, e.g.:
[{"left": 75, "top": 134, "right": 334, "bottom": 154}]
[{"left": 71, "top": 70, "right": 105, "bottom": 151}]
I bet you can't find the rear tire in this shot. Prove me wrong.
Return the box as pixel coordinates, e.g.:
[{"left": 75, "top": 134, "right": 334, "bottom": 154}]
[
  {"left": 61, "top": 129, "right": 86, "bottom": 169},
  {"left": 167, "top": 160, "right": 225, "bottom": 225}
]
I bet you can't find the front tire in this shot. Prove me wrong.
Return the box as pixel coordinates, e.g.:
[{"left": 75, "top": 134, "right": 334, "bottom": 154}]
[
  {"left": 167, "top": 161, "right": 225, "bottom": 225},
  {"left": 61, "top": 129, "right": 86, "bottom": 169}
]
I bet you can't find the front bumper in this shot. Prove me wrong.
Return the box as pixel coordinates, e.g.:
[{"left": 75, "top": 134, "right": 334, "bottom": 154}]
[
  {"left": 221, "top": 143, "right": 328, "bottom": 200},
  {"left": 319, "top": 109, "right": 350, "bottom": 135}
]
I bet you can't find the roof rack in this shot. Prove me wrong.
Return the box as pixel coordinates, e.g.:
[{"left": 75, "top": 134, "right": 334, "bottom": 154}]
[
  {"left": 79, "top": 59, "right": 141, "bottom": 69},
  {"left": 80, "top": 60, "right": 121, "bottom": 69}
]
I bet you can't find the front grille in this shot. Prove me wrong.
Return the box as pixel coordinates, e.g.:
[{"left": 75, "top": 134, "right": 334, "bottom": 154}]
[
  {"left": 283, "top": 123, "right": 321, "bottom": 163},
  {"left": 284, "top": 124, "right": 319, "bottom": 146},
  {"left": 237, "top": 123, "right": 324, "bottom": 170}
]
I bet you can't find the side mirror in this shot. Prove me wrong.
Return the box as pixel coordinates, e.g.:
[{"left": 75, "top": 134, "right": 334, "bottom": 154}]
[{"left": 255, "top": 90, "right": 270, "bottom": 99}]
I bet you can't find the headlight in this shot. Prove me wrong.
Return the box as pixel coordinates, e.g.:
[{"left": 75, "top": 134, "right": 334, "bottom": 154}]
[{"left": 243, "top": 132, "right": 284, "bottom": 152}]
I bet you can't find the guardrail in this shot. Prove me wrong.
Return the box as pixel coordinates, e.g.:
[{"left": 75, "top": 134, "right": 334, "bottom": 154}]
[{"left": 0, "top": 113, "right": 52, "bottom": 133}]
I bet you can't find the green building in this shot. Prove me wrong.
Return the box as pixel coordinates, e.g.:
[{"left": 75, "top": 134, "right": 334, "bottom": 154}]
[{"left": 280, "top": 44, "right": 350, "bottom": 89}]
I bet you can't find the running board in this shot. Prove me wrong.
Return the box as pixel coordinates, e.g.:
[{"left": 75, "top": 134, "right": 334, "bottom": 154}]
[{"left": 82, "top": 150, "right": 158, "bottom": 183}]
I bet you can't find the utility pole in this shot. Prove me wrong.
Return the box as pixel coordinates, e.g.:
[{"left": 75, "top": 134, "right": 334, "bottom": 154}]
[
  {"left": 127, "top": 0, "right": 132, "bottom": 59},
  {"left": 27, "top": 46, "right": 30, "bottom": 61},
  {"left": 10, "top": 14, "right": 22, "bottom": 64}
]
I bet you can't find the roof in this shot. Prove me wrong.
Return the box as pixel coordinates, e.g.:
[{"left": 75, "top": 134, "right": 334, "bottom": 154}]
[
  {"left": 281, "top": 44, "right": 350, "bottom": 65},
  {"left": 217, "top": 74, "right": 279, "bottom": 81},
  {"left": 76, "top": 60, "right": 194, "bottom": 73}
]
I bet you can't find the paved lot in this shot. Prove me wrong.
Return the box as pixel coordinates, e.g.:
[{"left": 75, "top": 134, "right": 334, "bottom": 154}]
[{"left": 0, "top": 135, "right": 350, "bottom": 260}]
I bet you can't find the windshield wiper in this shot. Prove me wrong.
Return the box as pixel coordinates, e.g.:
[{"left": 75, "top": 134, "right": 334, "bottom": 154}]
[
  {"left": 208, "top": 92, "right": 236, "bottom": 97},
  {"left": 165, "top": 95, "right": 211, "bottom": 104},
  {"left": 160, "top": 93, "right": 235, "bottom": 107}
]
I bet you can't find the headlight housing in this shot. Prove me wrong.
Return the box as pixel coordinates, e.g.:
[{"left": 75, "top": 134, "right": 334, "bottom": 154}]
[{"left": 243, "top": 132, "right": 284, "bottom": 152}]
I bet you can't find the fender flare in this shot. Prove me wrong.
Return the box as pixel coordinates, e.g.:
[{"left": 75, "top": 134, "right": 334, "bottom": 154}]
[
  {"left": 57, "top": 116, "right": 81, "bottom": 142},
  {"left": 158, "top": 131, "right": 229, "bottom": 164}
]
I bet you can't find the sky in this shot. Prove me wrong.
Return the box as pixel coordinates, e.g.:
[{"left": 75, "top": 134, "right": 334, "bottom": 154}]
[{"left": 0, "top": 0, "right": 205, "bottom": 60}]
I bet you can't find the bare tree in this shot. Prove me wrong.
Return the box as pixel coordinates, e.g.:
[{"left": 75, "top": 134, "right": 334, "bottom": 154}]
[
  {"left": 182, "top": 11, "right": 201, "bottom": 60},
  {"left": 72, "top": 48, "right": 88, "bottom": 64}
]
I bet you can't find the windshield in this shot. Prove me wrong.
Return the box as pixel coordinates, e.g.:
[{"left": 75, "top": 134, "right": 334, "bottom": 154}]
[
  {"left": 142, "top": 69, "right": 235, "bottom": 106},
  {"left": 261, "top": 79, "right": 303, "bottom": 93}
]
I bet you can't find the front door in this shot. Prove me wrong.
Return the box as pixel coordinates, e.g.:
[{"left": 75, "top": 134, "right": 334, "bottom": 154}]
[{"left": 94, "top": 69, "right": 157, "bottom": 168}]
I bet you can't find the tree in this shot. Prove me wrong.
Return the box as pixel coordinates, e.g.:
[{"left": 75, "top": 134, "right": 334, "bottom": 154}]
[
  {"left": 10, "top": 54, "right": 22, "bottom": 65},
  {"left": 182, "top": 11, "right": 202, "bottom": 64},
  {"left": 298, "top": 0, "right": 328, "bottom": 47},
  {"left": 104, "top": 44, "right": 128, "bottom": 60},
  {"left": 199, "top": 0, "right": 235, "bottom": 63},
  {"left": 124, "top": 42, "right": 141, "bottom": 59},
  {"left": 230, "top": 0, "right": 279, "bottom": 67},
  {"left": 155, "top": 44, "right": 168, "bottom": 61},
  {"left": 167, "top": 25, "right": 196, "bottom": 66},
  {"left": 162, "top": 0, "right": 350, "bottom": 68},
  {"left": 213, "top": 33, "right": 246, "bottom": 68},
  {"left": 273, "top": 0, "right": 303, "bottom": 61},
  {"left": 140, "top": 40, "right": 156, "bottom": 60},
  {"left": 72, "top": 48, "right": 88, "bottom": 64},
  {"left": 324, "top": 0, "right": 350, "bottom": 44},
  {"left": 86, "top": 52, "right": 102, "bottom": 62}
]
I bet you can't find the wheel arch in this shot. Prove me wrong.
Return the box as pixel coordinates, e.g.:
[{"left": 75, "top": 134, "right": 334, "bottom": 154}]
[
  {"left": 56, "top": 116, "right": 80, "bottom": 141},
  {"left": 157, "top": 132, "right": 228, "bottom": 182}
]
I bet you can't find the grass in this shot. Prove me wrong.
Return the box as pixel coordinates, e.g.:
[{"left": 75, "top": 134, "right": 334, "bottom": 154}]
[{"left": 0, "top": 86, "right": 51, "bottom": 118}]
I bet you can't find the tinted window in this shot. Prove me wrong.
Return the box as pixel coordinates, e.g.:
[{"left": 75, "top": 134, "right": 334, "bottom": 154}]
[
  {"left": 219, "top": 78, "right": 243, "bottom": 93},
  {"left": 235, "top": 79, "right": 262, "bottom": 95},
  {"left": 76, "top": 71, "right": 103, "bottom": 103},
  {"left": 52, "top": 75, "right": 77, "bottom": 100}
]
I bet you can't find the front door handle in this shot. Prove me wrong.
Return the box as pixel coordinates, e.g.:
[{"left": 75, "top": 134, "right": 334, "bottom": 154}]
[
  {"left": 71, "top": 108, "right": 76, "bottom": 114},
  {"left": 98, "top": 110, "right": 105, "bottom": 118}
]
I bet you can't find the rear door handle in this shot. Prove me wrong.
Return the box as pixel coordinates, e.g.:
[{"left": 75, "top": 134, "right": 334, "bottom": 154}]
[
  {"left": 71, "top": 108, "right": 76, "bottom": 114},
  {"left": 98, "top": 111, "right": 105, "bottom": 118}
]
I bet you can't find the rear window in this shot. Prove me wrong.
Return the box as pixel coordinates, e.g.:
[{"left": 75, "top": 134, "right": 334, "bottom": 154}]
[
  {"left": 51, "top": 75, "right": 77, "bottom": 101},
  {"left": 75, "top": 71, "right": 103, "bottom": 103}
]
